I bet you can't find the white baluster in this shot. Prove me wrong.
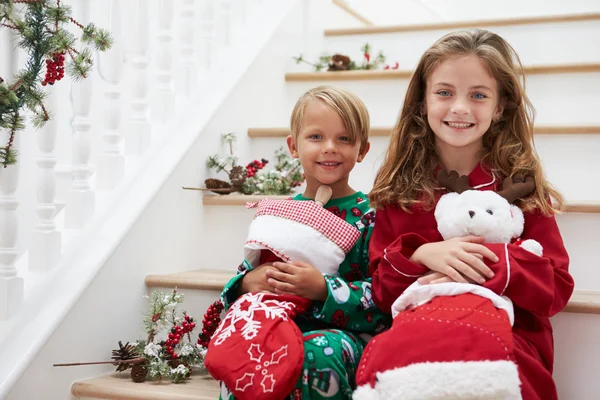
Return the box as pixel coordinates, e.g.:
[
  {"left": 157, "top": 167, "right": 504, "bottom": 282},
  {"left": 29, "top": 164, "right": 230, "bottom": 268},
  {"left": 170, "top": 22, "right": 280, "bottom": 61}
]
[
  {"left": 217, "top": 0, "right": 233, "bottom": 47},
  {"left": 29, "top": 90, "right": 61, "bottom": 271},
  {"left": 0, "top": 132, "right": 23, "bottom": 320},
  {"left": 65, "top": 77, "right": 95, "bottom": 229},
  {"left": 126, "top": 0, "right": 151, "bottom": 155},
  {"left": 97, "top": 0, "right": 125, "bottom": 190},
  {"left": 176, "top": 0, "right": 197, "bottom": 96},
  {"left": 153, "top": 0, "right": 175, "bottom": 124},
  {"left": 199, "top": 0, "right": 217, "bottom": 75}
]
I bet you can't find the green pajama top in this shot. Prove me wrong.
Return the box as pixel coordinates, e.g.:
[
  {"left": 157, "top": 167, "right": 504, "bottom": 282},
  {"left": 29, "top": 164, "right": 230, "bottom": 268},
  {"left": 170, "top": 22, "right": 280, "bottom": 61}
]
[{"left": 220, "top": 191, "right": 391, "bottom": 334}]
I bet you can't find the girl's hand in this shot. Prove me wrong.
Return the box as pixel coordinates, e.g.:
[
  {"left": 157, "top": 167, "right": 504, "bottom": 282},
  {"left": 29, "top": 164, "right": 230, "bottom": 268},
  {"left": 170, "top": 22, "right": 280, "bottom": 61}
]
[
  {"left": 266, "top": 260, "right": 328, "bottom": 301},
  {"left": 238, "top": 263, "right": 276, "bottom": 295},
  {"left": 410, "top": 236, "right": 498, "bottom": 284}
]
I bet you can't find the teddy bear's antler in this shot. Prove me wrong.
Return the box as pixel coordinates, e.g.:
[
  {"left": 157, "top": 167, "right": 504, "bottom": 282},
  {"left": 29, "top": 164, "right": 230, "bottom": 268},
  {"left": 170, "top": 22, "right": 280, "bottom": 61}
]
[
  {"left": 497, "top": 175, "right": 536, "bottom": 204},
  {"left": 436, "top": 170, "right": 473, "bottom": 193}
]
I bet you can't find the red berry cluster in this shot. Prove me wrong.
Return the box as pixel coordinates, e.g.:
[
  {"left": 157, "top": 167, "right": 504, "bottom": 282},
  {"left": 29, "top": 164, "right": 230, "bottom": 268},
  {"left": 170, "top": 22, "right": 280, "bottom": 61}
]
[
  {"left": 41, "top": 52, "right": 66, "bottom": 86},
  {"left": 197, "top": 300, "right": 224, "bottom": 348},
  {"left": 246, "top": 158, "right": 268, "bottom": 178},
  {"left": 163, "top": 314, "right": 196, "bottom": 359}
]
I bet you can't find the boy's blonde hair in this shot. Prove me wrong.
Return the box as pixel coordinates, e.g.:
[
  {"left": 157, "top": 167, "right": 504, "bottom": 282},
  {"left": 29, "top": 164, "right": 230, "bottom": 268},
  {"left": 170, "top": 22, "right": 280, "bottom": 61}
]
[
  {"left": 289, "top": 85, "right": 370, "bottom": 153},
  {"left": 369, "top": 29, "right": 564, "bottom": 215}
]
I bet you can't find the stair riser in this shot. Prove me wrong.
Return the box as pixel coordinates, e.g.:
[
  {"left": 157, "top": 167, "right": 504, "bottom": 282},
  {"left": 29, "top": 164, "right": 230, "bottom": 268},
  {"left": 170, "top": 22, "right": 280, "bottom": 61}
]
[
  {"left": 552, "top": 312, "right": 600, "bottom": 399},
  {"left": 247, "top": 135, "right": 600, "bottom": 201},
  {"left": 322, "top": 20, "right": 600, "bottom": 68}
]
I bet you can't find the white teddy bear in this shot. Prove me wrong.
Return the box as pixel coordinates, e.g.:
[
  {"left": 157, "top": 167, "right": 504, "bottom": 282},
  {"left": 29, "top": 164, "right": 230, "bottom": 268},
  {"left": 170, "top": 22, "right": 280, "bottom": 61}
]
[{"left": 435, "top": 170, "right": 543, "bottom": 256}]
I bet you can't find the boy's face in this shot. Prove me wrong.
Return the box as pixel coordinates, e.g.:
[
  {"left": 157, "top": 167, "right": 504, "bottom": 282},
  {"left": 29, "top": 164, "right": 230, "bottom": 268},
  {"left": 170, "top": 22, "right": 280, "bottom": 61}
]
[{"left": 287, "top": 100, "right": 369, "bottom": 195}]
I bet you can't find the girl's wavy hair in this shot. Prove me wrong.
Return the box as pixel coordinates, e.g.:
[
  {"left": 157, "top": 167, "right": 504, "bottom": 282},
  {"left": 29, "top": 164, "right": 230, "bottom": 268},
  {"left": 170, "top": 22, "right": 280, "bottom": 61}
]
[{"left": 369, "top": 29, "right": 564, "bottom": 215}]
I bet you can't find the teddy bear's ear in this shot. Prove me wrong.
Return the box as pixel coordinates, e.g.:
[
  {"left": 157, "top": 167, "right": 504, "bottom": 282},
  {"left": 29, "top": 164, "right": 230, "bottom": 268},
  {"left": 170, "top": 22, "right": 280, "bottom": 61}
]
[
  {"left": 509, "top": 204, "right": 525, "bottom": 237},
  {"left": 435, "top": 192, "right": 460, "bottom": 220}
]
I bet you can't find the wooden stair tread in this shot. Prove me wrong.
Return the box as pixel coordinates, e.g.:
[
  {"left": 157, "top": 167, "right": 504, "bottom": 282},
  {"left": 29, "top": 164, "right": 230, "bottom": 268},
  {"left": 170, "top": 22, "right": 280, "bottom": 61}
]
[
  {"left": 145, "top": 269, "right": 234, "bottom": 291},
  {"left": 200, "top": 195, "right": 600, "bottom": 213},
  {"left": 285, "top": 63, "right": 600, "bottom": 81},
  {"left": 146, "top": 269, "right": 600, "bottom": 315},
  {"left": 248, "top": 126, "right": 600, "bottom": 138},
  {"left": 324, "top": 12, "right": 600, "bottom": 36},
  {"left": 71, "top": 371, "right": 219, "bottom": 400}
]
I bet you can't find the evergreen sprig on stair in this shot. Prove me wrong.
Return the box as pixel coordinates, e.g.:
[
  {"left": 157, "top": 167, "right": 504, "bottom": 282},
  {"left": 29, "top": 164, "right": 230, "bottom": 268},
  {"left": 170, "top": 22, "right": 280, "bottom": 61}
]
[
  {"left": 0, "top": 0, "right": 112, "bottom": 166},
  {"left": 205, "top": 132, "right": 304, "bottom": 195},
  {"left": 127, "top": 289, "right": 206, "bottom": 383}
]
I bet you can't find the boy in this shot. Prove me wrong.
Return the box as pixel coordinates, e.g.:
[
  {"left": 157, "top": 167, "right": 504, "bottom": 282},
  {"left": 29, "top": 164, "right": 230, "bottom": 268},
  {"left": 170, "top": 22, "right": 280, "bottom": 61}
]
[{"left": 219, "top": 85, "right": 389, "bottom": 399}]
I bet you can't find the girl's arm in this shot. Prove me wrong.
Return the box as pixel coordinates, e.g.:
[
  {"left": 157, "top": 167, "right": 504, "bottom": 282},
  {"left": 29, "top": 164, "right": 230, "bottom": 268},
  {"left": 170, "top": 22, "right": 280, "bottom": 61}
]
[
  {"left": 481, "top": 209, "right": 574, "bottom": 316},
  {"left": 369, "top": 206, "right": 431, "bottom": 313}
]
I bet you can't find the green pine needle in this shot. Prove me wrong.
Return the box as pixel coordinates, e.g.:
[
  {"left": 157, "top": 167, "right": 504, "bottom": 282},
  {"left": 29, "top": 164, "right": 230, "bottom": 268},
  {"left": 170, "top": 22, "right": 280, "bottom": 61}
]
[{"left": 0, "top": 147, "right": 18, "bottom": 167}]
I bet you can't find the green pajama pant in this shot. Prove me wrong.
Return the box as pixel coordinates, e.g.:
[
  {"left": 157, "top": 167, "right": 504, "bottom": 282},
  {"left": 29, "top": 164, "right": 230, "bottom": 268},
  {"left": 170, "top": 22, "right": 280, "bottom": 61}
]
[{"left": 219, "top": 329, "right": 365, "bottom": 400}]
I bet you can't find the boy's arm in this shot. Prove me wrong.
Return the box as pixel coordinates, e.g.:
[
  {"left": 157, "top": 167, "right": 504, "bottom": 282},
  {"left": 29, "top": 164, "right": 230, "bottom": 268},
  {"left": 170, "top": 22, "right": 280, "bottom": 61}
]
[
  {"left": 220, "top": 259, "right": 252, "bottom": 310},
  {"left": 481, "top": 209, "right": 574, "bottom": 317},
  {"left": 311, "top": 221, "right": 391, "bottom": 333},
  {"left": 369, "top": 205, "right": 431, "bottom": 314}
]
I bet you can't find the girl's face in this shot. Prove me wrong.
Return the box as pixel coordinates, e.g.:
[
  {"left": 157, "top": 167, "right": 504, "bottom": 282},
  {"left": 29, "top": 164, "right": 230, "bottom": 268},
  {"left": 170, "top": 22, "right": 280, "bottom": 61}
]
[{"left": 425, "top": 55, "right": 503, "bottom": 157}]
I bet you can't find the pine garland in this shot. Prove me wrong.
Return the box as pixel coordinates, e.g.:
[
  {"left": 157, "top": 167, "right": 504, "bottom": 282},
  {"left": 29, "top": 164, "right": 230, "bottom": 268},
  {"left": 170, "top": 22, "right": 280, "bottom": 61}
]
[{"left": 0, "top": 0, "right": 112, "bottom": 167}]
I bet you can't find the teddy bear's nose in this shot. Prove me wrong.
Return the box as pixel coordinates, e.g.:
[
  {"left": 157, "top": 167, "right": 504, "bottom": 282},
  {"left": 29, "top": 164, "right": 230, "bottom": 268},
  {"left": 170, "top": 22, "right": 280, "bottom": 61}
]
[{"left": 469, "top": 210, "right": 475, "bottom": 218}]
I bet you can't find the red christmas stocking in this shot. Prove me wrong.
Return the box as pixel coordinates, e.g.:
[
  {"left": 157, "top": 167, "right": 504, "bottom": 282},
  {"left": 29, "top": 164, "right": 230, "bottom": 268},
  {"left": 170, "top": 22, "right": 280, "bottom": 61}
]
[
  {"left": 205, "top": 292, "right": 311, "bottom": 400},
  {"left": 355, "top": 290, "right": 521, "bottom": 400}
]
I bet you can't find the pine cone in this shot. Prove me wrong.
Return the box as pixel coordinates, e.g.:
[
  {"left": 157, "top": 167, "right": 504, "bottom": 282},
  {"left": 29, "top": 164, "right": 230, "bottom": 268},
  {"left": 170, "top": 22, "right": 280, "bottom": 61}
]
[
  {"left": 131, "top": 362, "right": 148, "bottom": 383},
  {"left": 204, "top": 178, "right": 231, "bottom": 189},
  {"left": 170, "top": 359, "right": 192, "bottom": 379},
  {"left": 111, "top": 341, "right": 139, "bottom": 372},
  {"left": 229, "top": 166, "right": 248, "bottom": 188}
]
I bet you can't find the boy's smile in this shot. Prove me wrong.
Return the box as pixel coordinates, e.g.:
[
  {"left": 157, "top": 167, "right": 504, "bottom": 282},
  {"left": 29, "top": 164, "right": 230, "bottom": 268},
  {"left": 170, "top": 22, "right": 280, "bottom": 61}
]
[{"left": 287, "top": 99, "right": 369, "bottom": 199}]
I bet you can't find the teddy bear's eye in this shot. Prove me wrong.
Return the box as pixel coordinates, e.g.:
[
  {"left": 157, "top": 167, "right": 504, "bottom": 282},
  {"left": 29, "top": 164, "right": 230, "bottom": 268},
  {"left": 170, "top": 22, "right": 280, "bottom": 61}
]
[{"left": 486, "top": 209, "right": 493, "bottom": 215}]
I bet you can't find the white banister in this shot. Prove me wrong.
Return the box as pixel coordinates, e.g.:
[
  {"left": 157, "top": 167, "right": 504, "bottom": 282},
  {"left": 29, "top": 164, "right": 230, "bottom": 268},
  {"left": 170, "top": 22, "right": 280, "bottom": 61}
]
[
  {"left": 65, "top": 77, "right": 95, "bottom": 229},
  {"left": 0, "top": 131, "right": 23, "bottom": 320},
  {"left": 126, "top": 0, "right": 151, "bottom": 155},
  {"left": 199, "top": 0, "right": 217, "bottom": 75},
  {"left": 97, "top": 0, "right": 125, "bottom": 190},
  {"left": 217, "top": 0, "right": 233, "bottom": 47},
  {"left": 176, "top": 0, "right": 197, "bottom": 96},
  {"left": 29, "top": 89, "right": 61, "bottom": 271},
  {"left": 65, "top": 0, "right": 95, "bottom": 229},
  {"left": 152, "top": 0, "right": 175, "bottom": 124}
]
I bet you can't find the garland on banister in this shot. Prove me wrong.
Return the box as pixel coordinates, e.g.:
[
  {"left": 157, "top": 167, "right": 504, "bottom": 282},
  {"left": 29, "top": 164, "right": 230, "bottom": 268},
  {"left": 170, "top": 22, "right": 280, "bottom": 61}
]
[{"left": 0, "top": 0, "right": 112, "bottom": 167}]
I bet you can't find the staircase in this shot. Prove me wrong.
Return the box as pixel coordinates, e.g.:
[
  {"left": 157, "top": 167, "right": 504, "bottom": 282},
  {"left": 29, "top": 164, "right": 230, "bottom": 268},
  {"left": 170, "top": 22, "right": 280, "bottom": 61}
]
[{"left": 2, "top": 0, "right": 599, "bottom": 399}]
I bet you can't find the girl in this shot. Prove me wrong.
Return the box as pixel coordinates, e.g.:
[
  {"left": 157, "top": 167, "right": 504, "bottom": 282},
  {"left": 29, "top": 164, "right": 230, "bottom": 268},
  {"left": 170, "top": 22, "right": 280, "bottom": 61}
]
[{"left": 365, "top": 29, "right": 573, "bottom": 399}]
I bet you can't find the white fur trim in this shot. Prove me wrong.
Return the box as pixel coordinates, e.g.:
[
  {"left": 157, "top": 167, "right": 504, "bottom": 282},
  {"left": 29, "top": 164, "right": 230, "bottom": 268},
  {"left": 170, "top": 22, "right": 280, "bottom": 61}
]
[
  {"left": 391, "top": 282, "right": 514, "bottom": 325},
  {"left": 383, "top": 248, "right": 423, "bottom": 277},
  {"left": 244, "top": 215, "right": 345, "bottom": 275},
  {"left": 354, "top": 360, "right": 522, "bottom": 400},
  {"left": 353, "top": 385, "right": 380, "bottom": 400},
  {"left": 502, "top": 243, "right": 510, "bottom": 295},
  {"left": 519, "top": 239, "right": 543, "bottom": 257}
]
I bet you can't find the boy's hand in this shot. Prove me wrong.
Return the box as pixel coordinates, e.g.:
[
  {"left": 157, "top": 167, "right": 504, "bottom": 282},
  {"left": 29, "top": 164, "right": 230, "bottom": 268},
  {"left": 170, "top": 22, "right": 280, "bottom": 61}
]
[
  {"left": 238, "top": 263, "right": 276, "bottom": 295},
  {"left": 267, "top": 261, "right": 328, "bottom": 301}
]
